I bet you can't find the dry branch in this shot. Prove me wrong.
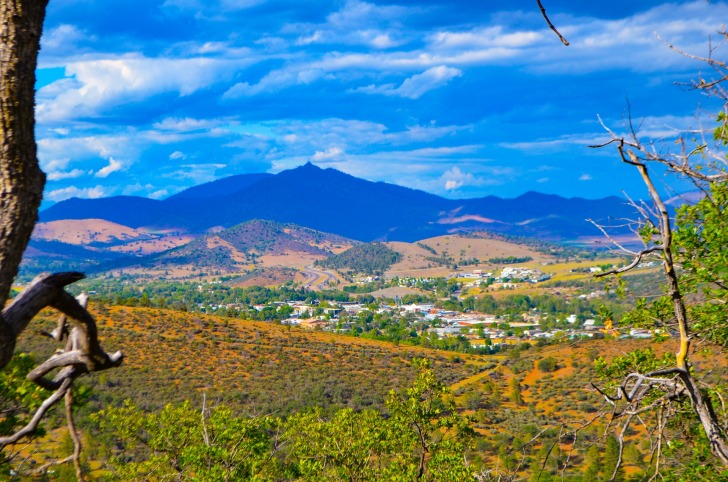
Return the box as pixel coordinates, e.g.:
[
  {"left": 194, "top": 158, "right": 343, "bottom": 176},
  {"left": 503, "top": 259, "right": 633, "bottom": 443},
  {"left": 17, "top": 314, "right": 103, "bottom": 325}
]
[
  {"left": 536, "top": 0, "right": 569, "bottom": 46},
  {"left": 0, "top": 272, "right": 123, "bottom": 466}
]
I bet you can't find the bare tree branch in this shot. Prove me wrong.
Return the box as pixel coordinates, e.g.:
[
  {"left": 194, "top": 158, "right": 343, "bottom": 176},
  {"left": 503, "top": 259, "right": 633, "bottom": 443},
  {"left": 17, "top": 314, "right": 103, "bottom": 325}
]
[
  {"left": 0, "top": 272, "right": 123, "bottom": 466},
  {"left": 536, "top": 0, "right": 569, "bottom": 46}
]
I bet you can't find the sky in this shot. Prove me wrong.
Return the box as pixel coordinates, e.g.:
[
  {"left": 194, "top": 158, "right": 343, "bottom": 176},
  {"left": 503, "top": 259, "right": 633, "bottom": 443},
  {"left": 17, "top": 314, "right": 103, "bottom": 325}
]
[{"left": 35, "top": 0, "right": 728, "bottom": 206}]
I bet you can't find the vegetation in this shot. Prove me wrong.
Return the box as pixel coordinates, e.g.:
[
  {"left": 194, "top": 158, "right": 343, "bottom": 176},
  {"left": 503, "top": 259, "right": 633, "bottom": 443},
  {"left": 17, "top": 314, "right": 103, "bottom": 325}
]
[
  {"left": 487, "top": 256, "right": 533, "bottom": 264},
  {"left": 586, "top": 35, "right": 728, "bottom": 478},
  {"left": 94, "top": 359, "right": 474, "bottom": 481},
  {"left": 315, "top": 242, "right": 402, "bottom": 274},
  {"left": 3, "top": 7, "right": 728, "bottom": 482}
]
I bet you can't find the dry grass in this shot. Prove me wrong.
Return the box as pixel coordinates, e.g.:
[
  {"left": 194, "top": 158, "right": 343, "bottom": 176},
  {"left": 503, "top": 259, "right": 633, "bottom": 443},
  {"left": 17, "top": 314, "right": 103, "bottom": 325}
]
[
  {"left": 109, "top": 235, "right": 196, "bottom": 255},
  {"left": 33, "top": 219, "right": 148, "bottom": 245},
  {"left": 385, "top": 234, "right": 556, "bottom": 277}
]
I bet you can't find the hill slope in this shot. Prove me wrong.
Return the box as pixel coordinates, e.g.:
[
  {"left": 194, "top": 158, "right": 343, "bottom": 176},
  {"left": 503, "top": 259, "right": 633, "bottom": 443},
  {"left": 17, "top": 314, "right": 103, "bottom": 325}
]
[
  {"left": 21, "top": 305, "right": 489, "bottom": 415},
  {"left": 156, "top": 219, "right": 353, "bottom": 269}
]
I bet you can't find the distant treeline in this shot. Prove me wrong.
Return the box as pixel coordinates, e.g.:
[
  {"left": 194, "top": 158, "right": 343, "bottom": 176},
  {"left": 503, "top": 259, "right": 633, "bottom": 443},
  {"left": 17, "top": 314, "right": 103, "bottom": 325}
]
[
  {"left": 315, "top": 242, "right": 402, "bottom": 274},
  {"left": 488, "top": 256, "right": 533, "bottom": 264}
]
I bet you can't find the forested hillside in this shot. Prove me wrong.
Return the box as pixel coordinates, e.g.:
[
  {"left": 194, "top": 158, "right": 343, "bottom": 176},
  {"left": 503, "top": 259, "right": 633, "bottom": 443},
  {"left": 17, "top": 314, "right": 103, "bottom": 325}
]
[{"left": 315, "top": 242, "right": 402, "bottom": 274}]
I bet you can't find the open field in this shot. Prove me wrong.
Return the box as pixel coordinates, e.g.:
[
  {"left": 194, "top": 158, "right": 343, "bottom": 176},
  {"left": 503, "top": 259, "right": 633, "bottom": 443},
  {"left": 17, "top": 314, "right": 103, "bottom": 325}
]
[
  {"left": 32, "top": 219, "right": 151, "bottom": 245},
  {"left": 386, "top": 234, "right": 556, "bottom": 278}
]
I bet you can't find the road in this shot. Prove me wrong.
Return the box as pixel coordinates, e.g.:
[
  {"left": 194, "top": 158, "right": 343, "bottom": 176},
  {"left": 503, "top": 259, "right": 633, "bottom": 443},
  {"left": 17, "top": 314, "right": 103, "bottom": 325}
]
[{"left": 301, "top": 264, "right": 336, "bottom": 291}]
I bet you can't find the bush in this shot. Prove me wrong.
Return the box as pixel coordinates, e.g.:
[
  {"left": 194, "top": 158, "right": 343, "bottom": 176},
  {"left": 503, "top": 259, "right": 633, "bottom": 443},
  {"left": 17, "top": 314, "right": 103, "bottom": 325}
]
[{"left": 537, "top": 356, "right": 558, "bottom": 373}]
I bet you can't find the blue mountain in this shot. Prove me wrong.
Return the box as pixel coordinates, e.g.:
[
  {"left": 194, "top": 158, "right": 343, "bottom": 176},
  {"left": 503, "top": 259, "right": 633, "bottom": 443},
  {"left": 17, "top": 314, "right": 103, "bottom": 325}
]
[{"left": 40, "top": 163, "right": 635, "bottom": 242}]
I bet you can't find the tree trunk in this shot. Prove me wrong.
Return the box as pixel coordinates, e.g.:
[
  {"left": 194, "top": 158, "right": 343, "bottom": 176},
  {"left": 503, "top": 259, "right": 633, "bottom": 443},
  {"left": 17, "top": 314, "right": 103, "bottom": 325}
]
[{"left": 0, "top": 0, "right": 49, "bottom": 367}]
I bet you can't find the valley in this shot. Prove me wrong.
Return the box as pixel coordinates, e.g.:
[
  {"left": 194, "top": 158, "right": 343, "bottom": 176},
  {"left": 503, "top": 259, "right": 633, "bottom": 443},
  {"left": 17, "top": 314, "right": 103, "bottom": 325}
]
[{"left": 11, "top": 165, "right": 722, "bottom": 481}]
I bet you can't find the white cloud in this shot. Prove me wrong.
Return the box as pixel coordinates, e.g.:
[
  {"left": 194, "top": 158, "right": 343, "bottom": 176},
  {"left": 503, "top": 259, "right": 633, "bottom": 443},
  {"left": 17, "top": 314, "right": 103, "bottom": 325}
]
[
  {"left": 166, "top": 163, "right": 227, "bottom": 183},
  {"left": 296, "top": 30, "right": 324, "bottom": 46},
  {"left": 394, "top": 66, "right": 462, "bottom": 99},
  {"left": 440, "top": 166, "right": 487, "bottom": 191},
  {"left": 149, "top": 189, "right": 170, "bottom": 199},
  {"left": 95, "top": 157, "right": 124, "bottom": 178},
  {"left": 312, "top": 147, "right": 344, "bottom": 161},
  {"left": 356, "top": 65, "right": 462, "bottom": 99},
  {"left": 579, "top": 173, "right": 593, "bottom": 181},
  {"left": 429, "top": 27, "right": 543, "bottom": 50},
  {"left": 41, "top": 24, "right": 93, "bottom": 53},
  {"left": 445, "top": 179, "right": 462, "bottom": 190},
  {"left": 47, "top": 168, "right": 88, "bottom": 181},
  {"left": 224, "top": 68, "right": 331, "bottom": 97},
  {"left": 154, "top": 117, "right": 221, "bottom": 131},
  {"left": 46, "top": 185, "right": 111, "bottom": 202},
  {"left": 36, "top": 55, "right": 240, "bottom": 121},
  {"left": 170, "top": 150, "right": 187, "bottom": 160},
  {"left": 38, "top": 135, "right": 142, "bottom": 172}
]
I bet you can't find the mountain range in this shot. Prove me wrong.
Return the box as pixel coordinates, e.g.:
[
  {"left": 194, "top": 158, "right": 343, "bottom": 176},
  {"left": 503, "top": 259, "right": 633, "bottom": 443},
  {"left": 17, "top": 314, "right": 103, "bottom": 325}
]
[{"left": 40, "top": 162, "right": 635, "bottom": 242}]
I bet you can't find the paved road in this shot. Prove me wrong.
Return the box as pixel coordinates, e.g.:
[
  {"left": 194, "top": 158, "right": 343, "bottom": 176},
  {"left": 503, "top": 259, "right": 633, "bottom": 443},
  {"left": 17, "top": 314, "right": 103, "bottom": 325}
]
[{"left": 301, "top": 264, "right": 335, "bottom": 290}]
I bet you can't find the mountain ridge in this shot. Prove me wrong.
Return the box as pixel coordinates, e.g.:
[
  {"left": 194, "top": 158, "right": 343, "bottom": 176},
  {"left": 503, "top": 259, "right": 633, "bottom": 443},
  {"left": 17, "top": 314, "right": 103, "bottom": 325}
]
[{"left": 40, "top": 163, "right": 636, "bottom": 242}]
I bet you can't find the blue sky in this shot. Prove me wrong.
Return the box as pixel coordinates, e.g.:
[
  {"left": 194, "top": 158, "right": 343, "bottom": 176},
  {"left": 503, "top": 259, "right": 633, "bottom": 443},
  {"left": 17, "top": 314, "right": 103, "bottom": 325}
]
[{"left": 36, "top": 0, "right": 727, "bottom": 206}]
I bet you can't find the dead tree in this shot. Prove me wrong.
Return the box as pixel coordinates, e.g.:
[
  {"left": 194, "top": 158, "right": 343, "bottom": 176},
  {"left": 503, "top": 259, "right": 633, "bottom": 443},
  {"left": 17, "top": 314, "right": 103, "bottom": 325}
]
[{"left": 588, "top": 33, "right": 728, "bottom": 476}]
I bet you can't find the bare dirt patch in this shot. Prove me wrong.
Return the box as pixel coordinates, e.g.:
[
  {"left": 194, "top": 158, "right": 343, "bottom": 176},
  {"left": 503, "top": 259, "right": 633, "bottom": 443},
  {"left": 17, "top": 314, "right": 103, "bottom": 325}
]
[{"left": 33, "top": 219, "right": 148, "bottom": 244}]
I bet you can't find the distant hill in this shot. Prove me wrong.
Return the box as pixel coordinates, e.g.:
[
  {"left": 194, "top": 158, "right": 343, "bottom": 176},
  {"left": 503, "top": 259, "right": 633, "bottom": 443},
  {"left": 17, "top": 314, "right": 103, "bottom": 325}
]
[
  {"left": 40, "top": 163, "right": 637, "bottom": 243},
  {"left": 22, "top": 218, "right": 356, "bottom": 281},
  {"left": 19, "top": 239, "right": 133, "bottom": 280},
  {"left": 156, "top": 219, "right": 352, "bottom": 269},
  {"left": 32, "top": 219, "right": 154, "bottom": 246},
  {"left": 315, "top": 242, "right": 402, "bottom": 274}
]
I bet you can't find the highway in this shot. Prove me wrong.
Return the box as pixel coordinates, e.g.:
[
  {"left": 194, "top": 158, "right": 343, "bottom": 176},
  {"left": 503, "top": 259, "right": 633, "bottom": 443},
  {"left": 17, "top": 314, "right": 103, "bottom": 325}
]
[{"left": 301, "top": 264, "right": 336, "bottom": 290}]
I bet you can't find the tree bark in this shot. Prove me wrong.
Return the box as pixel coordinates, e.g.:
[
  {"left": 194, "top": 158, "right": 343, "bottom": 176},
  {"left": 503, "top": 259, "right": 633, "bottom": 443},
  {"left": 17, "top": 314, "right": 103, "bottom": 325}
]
[{"left": 0, "top": 0, "right": 50, "bottom": 367}]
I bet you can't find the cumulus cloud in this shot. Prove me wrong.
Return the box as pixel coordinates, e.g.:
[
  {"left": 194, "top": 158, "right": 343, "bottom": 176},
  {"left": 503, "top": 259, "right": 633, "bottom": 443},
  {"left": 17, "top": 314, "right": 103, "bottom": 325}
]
[
  {"left": 441, "top": 166, "right": 486, "bottom": 191},
  {"left": 312, "top": 147, "right": 344, "bottom": 161},
  {"left": 149, "top": 189, "right": 170, "bottom": 199},
  {"left": 579, "top": 173, "right": 593, "bottom": 181},
  {"left": 95, "top": 158, "right": 124, "bottom": 178},
  {"left": 169, "top": 150, "right": 187, "bottom": 160},
  {"left": 47, "top": 168, "right": 88, "bottom": 181},
  {"left": 46, "top": 185, "right": 111, "bottom": 202},
  {"left": 36, "top": 55, "right": 239, "bottom": 121}
]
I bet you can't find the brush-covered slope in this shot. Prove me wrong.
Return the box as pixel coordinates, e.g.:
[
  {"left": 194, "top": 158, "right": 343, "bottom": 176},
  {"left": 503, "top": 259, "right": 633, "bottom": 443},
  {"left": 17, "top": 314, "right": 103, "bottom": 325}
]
[{"left": 21, "top": 305, "right": 490, "bottom": 415}]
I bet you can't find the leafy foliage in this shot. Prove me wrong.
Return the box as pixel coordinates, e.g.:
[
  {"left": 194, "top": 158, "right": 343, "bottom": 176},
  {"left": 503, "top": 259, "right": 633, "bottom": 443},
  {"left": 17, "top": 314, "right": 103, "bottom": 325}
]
[
  {"left": 673, "top": 181, "right": 728, "bottom": 346},
  {"left": 95, "top": 400, "right": 280, "bottom": 481},
  {"left": 315, "top": 242, "right": 402, "bottom": 274},
  {"left": 96, "top": 359, "right": 475, "bottom": 481}
]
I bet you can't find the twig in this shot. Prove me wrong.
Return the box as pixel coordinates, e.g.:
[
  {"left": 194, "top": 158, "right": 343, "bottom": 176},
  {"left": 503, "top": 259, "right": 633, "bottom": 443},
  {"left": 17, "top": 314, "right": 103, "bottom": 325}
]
[{"left": 536, "top": 0, "right": 569, "bottom": 46}]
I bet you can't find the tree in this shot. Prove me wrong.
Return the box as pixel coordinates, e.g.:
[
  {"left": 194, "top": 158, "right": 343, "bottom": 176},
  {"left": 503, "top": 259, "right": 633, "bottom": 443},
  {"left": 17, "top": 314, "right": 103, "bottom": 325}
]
[
  {"left": 95, "top": 399, "right": 280, "bottom": 481},
  {"left": 590, "top": 29, "right": 728, "bottom": 479},
  {"left": 508, "top": 377, "right": 523, "bottom": 406},
  {"left": 98, "top": 359, "right": 475, "bottom": 481},
  {"left": 0, "top": 2, "right": 122, "bottom": 475}
]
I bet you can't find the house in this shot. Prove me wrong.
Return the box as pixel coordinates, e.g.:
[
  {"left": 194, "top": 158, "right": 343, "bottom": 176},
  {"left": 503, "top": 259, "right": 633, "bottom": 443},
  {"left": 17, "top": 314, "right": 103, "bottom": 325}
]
[{"left": 583, "top": 319, "right": 597, "bottom": 330}]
